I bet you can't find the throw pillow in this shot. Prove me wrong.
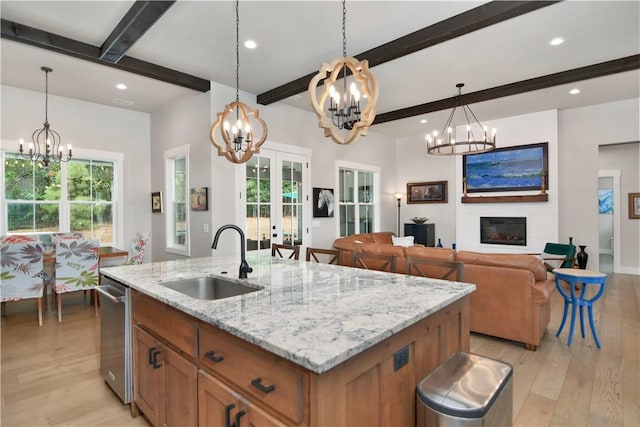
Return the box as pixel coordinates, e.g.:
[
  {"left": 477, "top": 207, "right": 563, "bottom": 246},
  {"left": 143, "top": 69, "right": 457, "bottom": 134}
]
[{"left": 392, "top": 236, "right": 414, "bottom": 247}]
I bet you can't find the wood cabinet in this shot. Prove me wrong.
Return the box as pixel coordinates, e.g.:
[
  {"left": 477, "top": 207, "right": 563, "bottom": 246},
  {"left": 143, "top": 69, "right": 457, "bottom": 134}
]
[
  {"left": 133, "top": 325, "right": 198, "bottom": 427},
  {"left": 131, "top": 289, "right": 470, "bottom": 427},
  {"left": 198, "top": 370, "right": 283, "bottom": 427},
  {"left": 404, "top": 223, "right": 435, "bottom": 246}
]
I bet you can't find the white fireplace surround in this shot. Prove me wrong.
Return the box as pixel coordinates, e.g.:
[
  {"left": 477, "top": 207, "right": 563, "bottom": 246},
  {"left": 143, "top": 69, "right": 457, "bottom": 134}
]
[{"left": 455, "top": 110, "right": 559, "bottom": 253}]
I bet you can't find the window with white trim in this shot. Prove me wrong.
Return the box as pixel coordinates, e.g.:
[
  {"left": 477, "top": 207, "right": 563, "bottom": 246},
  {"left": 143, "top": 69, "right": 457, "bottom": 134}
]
[
  {"left": 337, "top": 162, "right": 379, "bottom": 237},
  {"left": 2, "top": 149, "right": 121, "bottom": 245},
  {"left": 164, "top": 145, "right": 190, "bottom": 256}
]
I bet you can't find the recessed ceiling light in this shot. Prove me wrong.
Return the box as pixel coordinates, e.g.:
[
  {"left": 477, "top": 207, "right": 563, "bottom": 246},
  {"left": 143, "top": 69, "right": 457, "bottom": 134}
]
[
  {"left": 420, "top": 119, "right": 427, "bottom": 124},
  {"left": 116, "top": 83, "right": 127, "bottom": 90},
  {"left": 550, "top": 37, "right": 564, "bottom": 46},
  {"left": 569, "top": 88, "right": 581, "bottom": 95},
  {"left": 244, "top": 40, "right": 257, "bottom": 49}
]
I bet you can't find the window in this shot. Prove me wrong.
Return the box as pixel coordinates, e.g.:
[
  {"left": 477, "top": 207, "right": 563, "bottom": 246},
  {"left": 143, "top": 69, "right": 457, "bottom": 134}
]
[
  {"left": 336, "top": 162, "right": 380, "bottom": 237},
  {"left": 165, "top": 145, "right": 190, "bottom": 256},
  {"left": 2, "top": 149, "right": 121, "bottom": 245}
]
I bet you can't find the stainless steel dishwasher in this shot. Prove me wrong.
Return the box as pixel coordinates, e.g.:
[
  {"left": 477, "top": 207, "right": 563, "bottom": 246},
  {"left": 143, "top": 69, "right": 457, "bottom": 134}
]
[{"left": 96, "top": 276, "right": 131, "bottom": 404}]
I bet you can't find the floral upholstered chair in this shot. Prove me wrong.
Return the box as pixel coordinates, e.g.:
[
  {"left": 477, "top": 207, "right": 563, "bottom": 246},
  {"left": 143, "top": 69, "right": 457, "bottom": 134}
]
[
  {"left": 0, "top": 241, "right": 45, "bottom": 325},
  {"left": 0, "top": 235, "right": 38, "bottom": 244},
  {"left": 126, "top": 232, "right": 150, "bottom": 265},
  {"left": 53, "top": 238, "right": 99, "bottom": 321}
]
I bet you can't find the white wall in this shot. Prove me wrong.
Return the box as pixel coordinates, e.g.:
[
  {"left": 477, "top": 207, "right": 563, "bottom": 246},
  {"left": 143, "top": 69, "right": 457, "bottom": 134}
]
[
  {"left": 559, "top": 99, "right": 640, "bottom": 273},
  {"left": 150, "top": 91, "right": 212, "bottom": 261},
  {"left": 1, "top": 85, "right": 151, "bottom": 258}
]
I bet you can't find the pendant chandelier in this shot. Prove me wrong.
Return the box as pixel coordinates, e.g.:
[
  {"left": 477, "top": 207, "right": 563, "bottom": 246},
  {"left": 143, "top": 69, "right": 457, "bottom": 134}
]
[
  {"left": 210, "top": 0, "right": 267, "bottom": 164},
  {"left": 426, "top": 83, "right": 496, "bottom": 156},
  {"left": 19, "top": 66, "right": 72, "bottom": 167},
  {"left": 308, "top": 0, "right": 378, "bottom": 145}
]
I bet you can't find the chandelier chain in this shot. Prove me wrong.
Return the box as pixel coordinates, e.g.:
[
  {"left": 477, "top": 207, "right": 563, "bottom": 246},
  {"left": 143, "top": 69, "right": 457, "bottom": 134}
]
[
  {"left": 235, "top": 0, "right": 240, "bottom": 102},
  {"left": 342, "top": 0, "right": 347, "bottom": 58},
  {"left": 44, "top": 69, "right": 49, "bottom": 123}
]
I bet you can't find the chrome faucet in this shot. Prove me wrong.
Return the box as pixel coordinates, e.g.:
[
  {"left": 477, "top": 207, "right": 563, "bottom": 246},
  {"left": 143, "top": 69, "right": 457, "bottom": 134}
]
[{"left": 212, "top": 224, "right": 253, "bottom": 279}]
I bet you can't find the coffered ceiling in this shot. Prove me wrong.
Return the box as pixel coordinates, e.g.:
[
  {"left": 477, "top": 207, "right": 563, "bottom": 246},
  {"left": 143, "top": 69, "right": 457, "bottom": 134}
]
[{"left": 1, "top": 1, "right": 638, "bottom": 140}]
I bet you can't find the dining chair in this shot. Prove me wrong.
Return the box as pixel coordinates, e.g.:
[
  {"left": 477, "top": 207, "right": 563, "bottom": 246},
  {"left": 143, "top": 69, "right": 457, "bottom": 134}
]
[
  {"left": 405, "top": 257, "right": 465, "bottom": 281},
  {"left": 272, "top": 243, "right": 300, "bottom": 260},
  {"left": 0, "top": 235, "right": 38, "bottom": 244},
  {"left": 51, "top": 232, "right": 84, "bottom": 245},
  {"left": 126, "top": 232, "right": 150, "bottom": 265},
  {"left": 306, "top": 247, "right": 340, "bottom": 265},
  {"left": 0, "top": 241, "right": 45, "bottom": 325},
  {"left": 53, "top": 238, "right": 100, "bottom": 322},
  {"left": 352, "top": 252, "right": 397, "bottom": 273}
]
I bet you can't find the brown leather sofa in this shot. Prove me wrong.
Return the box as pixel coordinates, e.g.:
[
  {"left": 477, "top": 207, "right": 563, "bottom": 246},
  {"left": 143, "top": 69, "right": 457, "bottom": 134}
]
[{"left": 333, "top": 232, "right": 555, "bottom": 350}]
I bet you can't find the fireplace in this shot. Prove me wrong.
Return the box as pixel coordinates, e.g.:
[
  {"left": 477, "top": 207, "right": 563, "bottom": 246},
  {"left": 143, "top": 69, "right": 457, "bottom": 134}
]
[{"left": 480, "top": 217, "right": 527, "bottom": 246}]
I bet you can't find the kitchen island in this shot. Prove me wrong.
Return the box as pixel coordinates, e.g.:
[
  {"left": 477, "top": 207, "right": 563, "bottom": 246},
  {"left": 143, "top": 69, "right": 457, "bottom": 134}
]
[{"left": 101, "top": 253, "right": 475, "bottom": 427}]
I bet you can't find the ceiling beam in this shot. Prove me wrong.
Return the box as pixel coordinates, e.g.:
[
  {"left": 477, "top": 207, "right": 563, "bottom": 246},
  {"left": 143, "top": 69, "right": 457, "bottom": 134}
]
[
  {"left": 1, "top": 18, "right": 210, "bottom": 93},
  {"left": 100, "top": 0, "right": 175, "bottom": 63},
  {"left": 256, "top": 0, "right": 561, "bottom": 105},
  {"left": 372, "top": 55, "right": 640, "bottom": 125}
]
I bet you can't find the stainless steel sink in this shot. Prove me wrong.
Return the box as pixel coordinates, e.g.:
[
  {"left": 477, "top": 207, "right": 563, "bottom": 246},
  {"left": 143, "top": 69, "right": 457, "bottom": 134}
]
[{"left": 161, "top": 276, "right": 261, "bottom": 300}]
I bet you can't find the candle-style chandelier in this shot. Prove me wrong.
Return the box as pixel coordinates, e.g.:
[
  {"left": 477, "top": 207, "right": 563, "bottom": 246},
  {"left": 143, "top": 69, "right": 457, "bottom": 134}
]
[
  {"left": 308, "top": 0, "right": 378, "bottom": 145},
  {"left": 19, "top": 66, "right": 72, "bottom": 167},
  {"left": 210, "top": 0, "right": 267, "bottom": 164},
  {"left": 426, "top": 83, "right": 496, "bottom": 156}
]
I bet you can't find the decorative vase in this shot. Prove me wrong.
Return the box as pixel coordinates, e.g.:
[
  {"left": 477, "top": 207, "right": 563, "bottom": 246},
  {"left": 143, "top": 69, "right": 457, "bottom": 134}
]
[
  {"left": 436, "top": 238, "right": 443, "bottom": 248},
  {"left": 569, "top": 237, "right": 573, "bottom": 245},
  {"left": 576, "top": 245, "right": 588, "bottom": 269}
]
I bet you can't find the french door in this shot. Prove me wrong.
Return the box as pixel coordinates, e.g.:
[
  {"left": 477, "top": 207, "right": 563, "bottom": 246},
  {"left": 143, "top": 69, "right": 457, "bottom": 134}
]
[{"left": 242, "top": 148, "right": 309, "bottom": 253}]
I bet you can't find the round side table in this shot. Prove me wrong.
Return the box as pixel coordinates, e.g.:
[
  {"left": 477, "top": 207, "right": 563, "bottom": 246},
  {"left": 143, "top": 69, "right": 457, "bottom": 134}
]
[{"left": 552, "top": 268, "right": 607, "bottom": 348}]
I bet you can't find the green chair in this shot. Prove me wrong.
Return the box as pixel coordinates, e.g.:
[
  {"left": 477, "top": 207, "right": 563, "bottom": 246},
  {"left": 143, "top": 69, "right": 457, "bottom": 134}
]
[{"left": 540, "top": 243, "right": 576, "bottom": 271}]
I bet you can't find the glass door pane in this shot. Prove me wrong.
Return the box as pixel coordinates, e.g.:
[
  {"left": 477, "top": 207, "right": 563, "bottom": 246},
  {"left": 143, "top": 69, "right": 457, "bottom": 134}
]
[
  {"left": 246, "top": 156, "right": 272, "bottom": 252},
  {"left": 281, "top": 160, "right": 303, "bottom": 245}
]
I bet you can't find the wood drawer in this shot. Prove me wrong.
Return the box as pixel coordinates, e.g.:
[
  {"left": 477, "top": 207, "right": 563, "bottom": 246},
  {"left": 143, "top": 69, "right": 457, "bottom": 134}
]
[
  {"left": 132, "top": 290, "right": 197, "bottom": 358},
  {"left": 199, "top": 324, "right": 308, "bottom": 425}
]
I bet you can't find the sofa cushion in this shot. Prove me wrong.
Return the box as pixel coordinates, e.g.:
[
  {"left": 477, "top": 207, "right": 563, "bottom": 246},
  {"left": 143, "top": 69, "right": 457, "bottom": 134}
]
[
  {"left": 455, "top": 251, "right": 548, "bottom": 281},
  {"left": 370, "top": 232, "right": 395, "bottom": 245},
  {"left": 392, "top": 236, "right": 414, "bottom": 247},
  {"left": 359, "top": 243, "right": 405, "bottom": 258},
  {"left": 404, "top": 246, "right": 456, "bottom": 262}
]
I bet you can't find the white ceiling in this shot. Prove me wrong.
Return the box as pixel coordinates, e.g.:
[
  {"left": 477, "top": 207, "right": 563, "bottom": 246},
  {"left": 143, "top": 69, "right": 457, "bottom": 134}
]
[{"left": 1, "top": 1, "right": 639, "bottom": 140}]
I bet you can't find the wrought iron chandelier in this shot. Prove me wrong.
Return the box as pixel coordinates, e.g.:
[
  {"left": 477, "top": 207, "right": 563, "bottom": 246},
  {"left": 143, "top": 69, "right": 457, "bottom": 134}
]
[
  {"left": 19, "top": 66, "right": 72, "bottom": 167},
  {"left": 210, "top": 0, "right": 267, "bottom": 164},
  {"left": 308, "top": 0, "right": 378, "bottom": 145},
  {"left": 426, "top": 83, "right": 496, "bottom": 156}
]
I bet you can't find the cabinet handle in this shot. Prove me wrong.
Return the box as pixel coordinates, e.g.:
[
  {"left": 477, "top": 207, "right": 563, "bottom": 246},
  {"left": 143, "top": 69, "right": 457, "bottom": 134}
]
[
  {"left": 204, "top": 350, "right": 224, "bottom": 363},
  {"left": 224, "top": 404, "right": 246, "bottom": 427},
  {"left": 251, "top": 377, "right": 276, "bottom": 393},
  {"left": 150, "top": 348, "right": 162, "bottom": 369}
]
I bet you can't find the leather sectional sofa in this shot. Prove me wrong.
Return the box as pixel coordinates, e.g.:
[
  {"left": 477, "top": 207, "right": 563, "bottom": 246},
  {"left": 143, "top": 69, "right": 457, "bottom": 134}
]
[{"left": 333, "top": 232, "right": 555, "bottom": 350}]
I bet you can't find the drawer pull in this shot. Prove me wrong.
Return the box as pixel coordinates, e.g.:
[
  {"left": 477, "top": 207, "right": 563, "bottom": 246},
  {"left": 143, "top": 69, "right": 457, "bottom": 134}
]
[
  {"left": 204, "top": 350, "right": 224, "bottom": 363},
  {"left": 225, "top": 404, "right": 246, "bottom": 427},
  {"left": 149, "top": 347, "right": 162, "bottom": 369},
  {"left": 251, "top": 377, "right": 276, "bottom": 393}
]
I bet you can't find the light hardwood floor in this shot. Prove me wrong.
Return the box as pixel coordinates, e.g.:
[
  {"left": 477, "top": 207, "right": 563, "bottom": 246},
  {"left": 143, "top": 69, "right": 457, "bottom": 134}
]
[{"left": 1, "top": 272, "right": 638, "bottom": 426}]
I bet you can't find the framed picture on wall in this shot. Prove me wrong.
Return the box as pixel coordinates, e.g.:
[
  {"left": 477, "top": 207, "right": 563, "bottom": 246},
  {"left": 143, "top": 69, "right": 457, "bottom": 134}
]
[
  {"left": 313, "top": 188, "right": 335, "bottom": 217},
  {"left": 151, "top": 192, "right": 163, "bottom": 213},
  {"left": 190, "top": 187, "right": 209, "bottom": 211},
  {"left": 406, "top": 181, "right": 448, "bottom": 204},
  {"left": 629, "top": 193, "right": 640, "bottom": 219}
]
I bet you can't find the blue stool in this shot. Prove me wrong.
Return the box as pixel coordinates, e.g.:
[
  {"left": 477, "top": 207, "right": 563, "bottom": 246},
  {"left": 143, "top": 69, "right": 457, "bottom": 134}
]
[{"left": 553, "top": 268, "right": 607, "bottom": 348}]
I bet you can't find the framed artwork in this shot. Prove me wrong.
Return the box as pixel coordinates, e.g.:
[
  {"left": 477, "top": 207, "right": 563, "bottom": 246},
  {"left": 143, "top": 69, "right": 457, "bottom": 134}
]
[
  {"left": 151, "top": 192, "right": 163, "bottom": 213},
  {"left": 629, "top": 193, "right": 640, "bottom": 219},
  {"left": 190, "top": 187, "right": 209, "bottom": 211},
  {"left": 313, "top": 187, "right": 334, "bottom": 217},
  {"left": 463, "top": 142, "right": 548, "bottom": 193},
  {"left": 407, "top": 181, "right": 448, "bottom": 204}
]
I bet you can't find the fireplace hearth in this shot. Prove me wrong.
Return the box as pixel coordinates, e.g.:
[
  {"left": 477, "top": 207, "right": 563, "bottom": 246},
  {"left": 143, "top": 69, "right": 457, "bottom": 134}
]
[{"left": 480, "top": 217, "right": 526, "bottom": 246}]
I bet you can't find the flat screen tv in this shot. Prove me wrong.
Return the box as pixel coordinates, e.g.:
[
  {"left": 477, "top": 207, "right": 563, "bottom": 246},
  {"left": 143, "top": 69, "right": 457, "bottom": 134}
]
[{"left": 463, "top": 142, "right": 548, "bottom": 193}]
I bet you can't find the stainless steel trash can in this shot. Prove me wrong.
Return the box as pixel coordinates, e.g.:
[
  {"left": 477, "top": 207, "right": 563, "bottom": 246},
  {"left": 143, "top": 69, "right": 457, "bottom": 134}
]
[{"left": 417, "top": 351, "right": 513, "bottom": 427}]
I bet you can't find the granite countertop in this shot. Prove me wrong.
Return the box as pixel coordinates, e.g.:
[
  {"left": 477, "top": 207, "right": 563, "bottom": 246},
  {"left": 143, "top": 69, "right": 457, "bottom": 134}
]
[{"left": 101, "top": 253, "right": 475, "bottom": 374}]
